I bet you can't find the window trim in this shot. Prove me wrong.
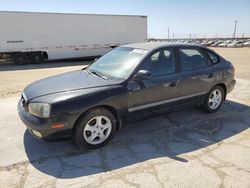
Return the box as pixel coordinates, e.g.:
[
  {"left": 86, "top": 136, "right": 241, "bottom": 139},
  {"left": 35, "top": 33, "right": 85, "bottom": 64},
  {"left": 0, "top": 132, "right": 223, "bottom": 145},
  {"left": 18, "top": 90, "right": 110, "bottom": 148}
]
[{"left": 177, "top": 47, "right": 209, "bottom": 72}]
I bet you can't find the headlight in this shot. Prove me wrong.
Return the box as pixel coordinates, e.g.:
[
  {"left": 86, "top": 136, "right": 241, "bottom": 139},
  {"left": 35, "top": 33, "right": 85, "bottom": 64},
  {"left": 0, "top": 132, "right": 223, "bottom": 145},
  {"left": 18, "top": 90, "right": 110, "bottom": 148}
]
[{"left": 28, "top": 103, "right": 51, "bottom": 118}]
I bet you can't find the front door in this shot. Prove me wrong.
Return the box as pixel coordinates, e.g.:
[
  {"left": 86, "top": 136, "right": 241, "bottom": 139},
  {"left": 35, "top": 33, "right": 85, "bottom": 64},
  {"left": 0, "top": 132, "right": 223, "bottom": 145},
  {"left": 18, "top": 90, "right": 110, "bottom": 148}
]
[{"left": 127, "top": 48, "right": 180, "bottom": 112}]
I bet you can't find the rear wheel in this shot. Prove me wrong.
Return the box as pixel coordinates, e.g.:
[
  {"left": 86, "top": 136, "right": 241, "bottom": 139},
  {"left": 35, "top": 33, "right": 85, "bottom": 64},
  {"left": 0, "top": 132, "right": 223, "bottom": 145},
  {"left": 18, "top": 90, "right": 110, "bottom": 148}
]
[
  {"left": 30, "top": 52, "right": 44, "bottom": 64},
  {"left": 13, "top": 53, "right": 28, "bottom": 65},
  {"left": 73, "top": 108, "right": 117, "bottom": 149},
  {"left": 202, "top": 85, "right": 225, "bottom": 113}
]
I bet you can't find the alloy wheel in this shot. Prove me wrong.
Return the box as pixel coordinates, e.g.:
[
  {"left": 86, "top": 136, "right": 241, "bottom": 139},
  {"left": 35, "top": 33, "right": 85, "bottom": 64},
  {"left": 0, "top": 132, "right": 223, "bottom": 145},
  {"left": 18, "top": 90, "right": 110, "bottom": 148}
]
[
  {"left": 209, "top": 89, "right": 222, "bottom": 109},
  {"left": 83, "top": 115, "right": 112, "bottom": 145}
]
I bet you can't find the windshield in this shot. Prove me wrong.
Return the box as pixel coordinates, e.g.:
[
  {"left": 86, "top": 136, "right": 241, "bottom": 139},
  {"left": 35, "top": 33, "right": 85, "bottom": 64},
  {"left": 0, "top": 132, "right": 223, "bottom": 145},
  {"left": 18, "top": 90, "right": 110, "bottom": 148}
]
[{"left": 88, "top": 47, "right": 148, "bottom": 79}]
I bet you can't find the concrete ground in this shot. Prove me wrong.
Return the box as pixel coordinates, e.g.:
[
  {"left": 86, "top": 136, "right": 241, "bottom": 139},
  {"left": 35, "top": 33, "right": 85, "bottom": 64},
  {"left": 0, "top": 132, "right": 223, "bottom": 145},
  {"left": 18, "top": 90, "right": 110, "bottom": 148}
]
[{"left": 0, "top": 48, "right": 250, "bottom": 187}]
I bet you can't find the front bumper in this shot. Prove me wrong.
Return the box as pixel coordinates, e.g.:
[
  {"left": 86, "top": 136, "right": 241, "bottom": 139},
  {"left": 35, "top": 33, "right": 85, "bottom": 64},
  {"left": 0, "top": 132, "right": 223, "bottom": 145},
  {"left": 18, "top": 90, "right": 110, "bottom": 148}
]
[{"left": 17, "top": 100, "right": 72, "bottom": 141}]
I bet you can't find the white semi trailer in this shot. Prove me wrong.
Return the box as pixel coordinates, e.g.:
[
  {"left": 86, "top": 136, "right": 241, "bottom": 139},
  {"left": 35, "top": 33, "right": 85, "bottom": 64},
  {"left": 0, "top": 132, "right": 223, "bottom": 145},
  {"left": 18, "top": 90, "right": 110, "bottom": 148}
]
[{"left": 0, "top": 11, "right": 147, "bottom": 64}]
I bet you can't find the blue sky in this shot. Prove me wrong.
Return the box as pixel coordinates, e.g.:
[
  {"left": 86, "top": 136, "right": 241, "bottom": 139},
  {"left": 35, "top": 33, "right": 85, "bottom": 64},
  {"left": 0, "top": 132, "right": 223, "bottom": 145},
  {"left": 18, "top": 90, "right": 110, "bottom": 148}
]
[{"left": 1, "top": 0, "right": 250, "bottom": 38}]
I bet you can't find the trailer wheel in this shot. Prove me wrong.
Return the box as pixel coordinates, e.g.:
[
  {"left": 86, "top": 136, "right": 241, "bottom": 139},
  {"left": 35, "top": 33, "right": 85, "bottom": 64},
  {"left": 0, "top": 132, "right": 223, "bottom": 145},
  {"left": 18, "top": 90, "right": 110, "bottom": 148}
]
[
  {"left": 30, "top": 52, "right": 44, "bottom": 64},
  {"left": 13, "top": 53, "right": 28, "bottom": 65}
]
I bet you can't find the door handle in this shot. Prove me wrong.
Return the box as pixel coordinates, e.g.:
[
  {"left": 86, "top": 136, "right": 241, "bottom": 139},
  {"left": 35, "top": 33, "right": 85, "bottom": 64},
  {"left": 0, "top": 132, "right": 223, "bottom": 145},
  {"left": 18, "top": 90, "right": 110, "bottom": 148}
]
[
  {"left": 208, "top": 73, "right": 214, "bottom": 78},
  {"left": 163, "top": 80, "right": 179, "bottom": 87},
  {"left": 169, "top": 81, "right": 177, "bottom": 87}
]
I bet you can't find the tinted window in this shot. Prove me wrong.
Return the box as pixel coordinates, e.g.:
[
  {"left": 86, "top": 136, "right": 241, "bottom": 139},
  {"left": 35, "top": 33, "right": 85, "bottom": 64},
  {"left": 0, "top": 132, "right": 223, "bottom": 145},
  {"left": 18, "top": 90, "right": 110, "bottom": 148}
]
[
  {"left": 151, "top": 52, "right": 160, "bottom": 61},
  {"left": 141, "top": 48, "right": 175, "bottom": 76},
  {"left": 207, "top": 51, "right": 219, "bottom": 64},
  {"left": 179, "top": 48, "right": 207, "bottom": 71}
]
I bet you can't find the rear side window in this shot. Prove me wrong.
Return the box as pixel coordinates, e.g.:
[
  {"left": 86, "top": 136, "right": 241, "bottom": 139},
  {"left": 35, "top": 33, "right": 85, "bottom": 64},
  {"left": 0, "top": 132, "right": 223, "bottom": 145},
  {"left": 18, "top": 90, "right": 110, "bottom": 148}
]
[
  {"left": 206, "top": 51, "right": 220, "bottom": 64},
  {"left": 179, "top": 48, "right": 207, "bottom": 71}
]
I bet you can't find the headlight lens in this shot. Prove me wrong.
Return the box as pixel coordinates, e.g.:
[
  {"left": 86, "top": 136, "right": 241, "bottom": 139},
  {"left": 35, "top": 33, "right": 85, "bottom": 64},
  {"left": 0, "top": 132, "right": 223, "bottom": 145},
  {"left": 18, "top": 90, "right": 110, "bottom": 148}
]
[{"left": 28, "top": 103, "right": 51, "bottom": 118}]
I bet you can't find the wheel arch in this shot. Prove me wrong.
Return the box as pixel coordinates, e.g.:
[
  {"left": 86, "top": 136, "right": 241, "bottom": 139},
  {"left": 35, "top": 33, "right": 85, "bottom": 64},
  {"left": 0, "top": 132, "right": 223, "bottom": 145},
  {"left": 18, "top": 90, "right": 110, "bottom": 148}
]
[
  {"left": 73, "top": 105, "right": 122, "bottom": 133},
  {"left": 42, "top": 51, "right": 48, "bottom": 60}
]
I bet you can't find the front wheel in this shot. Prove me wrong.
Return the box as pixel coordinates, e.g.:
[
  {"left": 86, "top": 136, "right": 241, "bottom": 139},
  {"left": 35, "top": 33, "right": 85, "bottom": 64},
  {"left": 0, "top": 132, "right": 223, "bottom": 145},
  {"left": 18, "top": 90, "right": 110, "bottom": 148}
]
[
  {"left": 73, "top": 108, "right": 117, "bottom": 149},
  {"left": 202, "top": 86, "right": 225, "bottom": 113}
]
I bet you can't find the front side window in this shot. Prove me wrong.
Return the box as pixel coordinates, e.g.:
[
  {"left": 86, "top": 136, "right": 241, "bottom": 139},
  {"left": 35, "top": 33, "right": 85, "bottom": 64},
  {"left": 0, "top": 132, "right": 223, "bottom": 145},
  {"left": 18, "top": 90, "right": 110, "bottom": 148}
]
[
  {"left": 179, "top": 48, "right": 207, "bottom": 71},
  {"left": 88, "top": 47, "right": 148, "bottom": 79},
  {"left": 141, "top": 48, "right": 175, "bottom": 76}
]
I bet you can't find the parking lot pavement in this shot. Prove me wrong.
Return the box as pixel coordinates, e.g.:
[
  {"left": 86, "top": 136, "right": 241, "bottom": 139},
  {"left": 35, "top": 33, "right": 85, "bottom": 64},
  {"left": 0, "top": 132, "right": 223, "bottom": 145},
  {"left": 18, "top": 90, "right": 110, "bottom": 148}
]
[
  {"left": 0, "top": 78, "right": 250, "bottom": 188},
  {"left": 0, "top": 61, "right": 88, "bottom": 98}
]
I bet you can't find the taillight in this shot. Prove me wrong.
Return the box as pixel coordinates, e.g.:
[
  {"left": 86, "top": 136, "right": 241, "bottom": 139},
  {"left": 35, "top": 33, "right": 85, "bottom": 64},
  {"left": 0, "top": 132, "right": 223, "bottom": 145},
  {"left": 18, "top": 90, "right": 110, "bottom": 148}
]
[
  {"left": 228, "top": 61, "right": 235, "bottom": 77},
  {"left": 232, "top": 66, "right": 235, "bottom": 77}
]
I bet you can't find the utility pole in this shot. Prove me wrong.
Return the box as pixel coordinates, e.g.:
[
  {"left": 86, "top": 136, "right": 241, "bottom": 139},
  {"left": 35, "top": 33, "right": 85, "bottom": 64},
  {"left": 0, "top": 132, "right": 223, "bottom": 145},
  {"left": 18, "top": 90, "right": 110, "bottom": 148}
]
[
  {"left": 172, "top": 32, "right": 174, "bottom": 39},
  {"left": 233, "top": 20, "right": 238, "bottom": 38},
  {"left": 168, "top": 27, "right": 170, "bottom": 39}
]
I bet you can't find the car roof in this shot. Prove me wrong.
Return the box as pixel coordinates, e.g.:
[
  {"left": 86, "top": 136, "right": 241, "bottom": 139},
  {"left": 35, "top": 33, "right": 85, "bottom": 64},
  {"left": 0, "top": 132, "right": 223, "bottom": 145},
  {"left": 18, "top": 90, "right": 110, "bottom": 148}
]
[{"left": 121, "top": 42, "right": 203, "bottom": 51}]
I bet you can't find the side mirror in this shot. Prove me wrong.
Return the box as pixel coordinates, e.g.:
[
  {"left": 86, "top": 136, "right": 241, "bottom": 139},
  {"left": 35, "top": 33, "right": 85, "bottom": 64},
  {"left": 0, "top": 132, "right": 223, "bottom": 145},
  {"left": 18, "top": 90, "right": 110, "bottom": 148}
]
[{"left": 134, "top": 70, "right": 152, "bottom": 80}]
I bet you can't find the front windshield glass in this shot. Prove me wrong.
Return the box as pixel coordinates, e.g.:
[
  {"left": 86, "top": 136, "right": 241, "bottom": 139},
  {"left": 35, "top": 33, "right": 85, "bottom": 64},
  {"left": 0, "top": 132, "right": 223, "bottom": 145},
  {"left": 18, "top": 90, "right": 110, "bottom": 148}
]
[{"left": 88, "top": 47, "right": 148, "bottom": 79}]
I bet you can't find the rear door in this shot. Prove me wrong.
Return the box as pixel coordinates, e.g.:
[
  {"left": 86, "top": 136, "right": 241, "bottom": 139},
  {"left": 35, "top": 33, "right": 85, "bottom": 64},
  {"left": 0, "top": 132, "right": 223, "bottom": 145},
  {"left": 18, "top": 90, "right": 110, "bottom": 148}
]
[{"left": 177, "top": 47, "right": 215, "bottom": 98}]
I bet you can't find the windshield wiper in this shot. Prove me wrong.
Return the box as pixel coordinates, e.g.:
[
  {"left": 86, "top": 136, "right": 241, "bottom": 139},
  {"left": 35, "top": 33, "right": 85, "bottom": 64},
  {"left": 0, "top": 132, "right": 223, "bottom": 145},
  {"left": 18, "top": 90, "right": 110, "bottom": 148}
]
[
  {"left": 92, "top": 71, "right": 108, "bottom": 80},
  {"left": 84, "top": 68, "right": 91, "bottom": 74},
  {"left": 89, "top": 69, "right": 108, "bottom": 80},
  {"left": 83, "top": 67, "right": 108, "bottom": 80}
]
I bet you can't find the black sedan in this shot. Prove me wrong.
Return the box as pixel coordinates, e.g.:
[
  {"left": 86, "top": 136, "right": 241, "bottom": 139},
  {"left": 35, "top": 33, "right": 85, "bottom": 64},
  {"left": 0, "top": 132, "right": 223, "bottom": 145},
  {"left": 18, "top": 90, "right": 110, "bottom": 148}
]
[{"left": 18, "top": 42, "right": 236, "bottom": 149}]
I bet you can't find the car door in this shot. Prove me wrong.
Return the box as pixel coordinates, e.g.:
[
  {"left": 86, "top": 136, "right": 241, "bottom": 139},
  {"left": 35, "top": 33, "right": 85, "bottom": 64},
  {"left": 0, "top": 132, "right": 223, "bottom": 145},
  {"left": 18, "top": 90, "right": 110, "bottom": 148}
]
[
  {"left": 127, "top": 47, "right": 181, "bottom": 112},
  {"left": 177, "top": 47, "right": 215, "bottom": 98}
]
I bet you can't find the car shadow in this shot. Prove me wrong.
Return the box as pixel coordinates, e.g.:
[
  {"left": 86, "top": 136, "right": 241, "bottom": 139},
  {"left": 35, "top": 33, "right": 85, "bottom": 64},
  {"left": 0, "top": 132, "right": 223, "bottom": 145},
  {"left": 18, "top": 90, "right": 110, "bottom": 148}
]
[
  {"left": 23, "top": 99, "right": 250, "bottom": 179},
  {"left": 0, "top": 59, "right": 93, "bottom": 72}
]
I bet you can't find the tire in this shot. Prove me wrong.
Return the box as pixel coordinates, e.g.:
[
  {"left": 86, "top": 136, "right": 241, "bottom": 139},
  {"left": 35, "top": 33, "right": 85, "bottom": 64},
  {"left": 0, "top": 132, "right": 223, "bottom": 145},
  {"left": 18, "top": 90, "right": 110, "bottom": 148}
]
[
  {"left": 202, "top": 85, "right": 225, "bottom": 113},
  {"left": 73, "top": 108, "right": 117, "bottom": 149},
  {"left": 30, "top": 52, "right": 44, "bottom": 64},
  {"left": 13, "top": 53, "right": 28, "bottom": 65}
]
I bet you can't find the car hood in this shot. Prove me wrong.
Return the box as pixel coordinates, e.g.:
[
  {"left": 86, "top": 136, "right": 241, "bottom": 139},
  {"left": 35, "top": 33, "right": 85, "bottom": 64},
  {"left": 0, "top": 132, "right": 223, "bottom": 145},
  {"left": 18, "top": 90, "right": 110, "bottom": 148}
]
[{"left": 23, "top": 69, "right": 122, "bottom": 100}]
